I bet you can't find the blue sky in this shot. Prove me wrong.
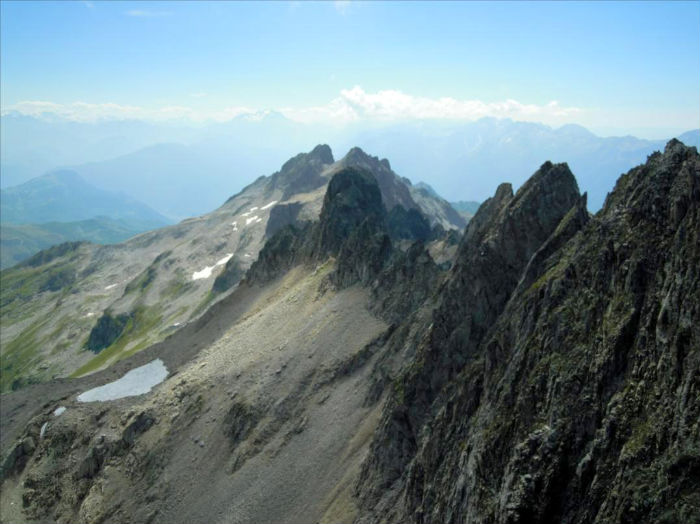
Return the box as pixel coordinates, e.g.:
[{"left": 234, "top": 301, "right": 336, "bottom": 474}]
[{"left": 1, "top": 0, "right": 698, "bottom": 137}]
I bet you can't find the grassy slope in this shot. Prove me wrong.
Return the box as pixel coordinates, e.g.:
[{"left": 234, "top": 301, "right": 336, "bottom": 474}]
[{"left": 1, "top": 217, "right": 158, "bottom": 269}]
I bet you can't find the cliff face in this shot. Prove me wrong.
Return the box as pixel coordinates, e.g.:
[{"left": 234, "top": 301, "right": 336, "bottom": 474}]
[{"left": 356, "top": 140, "right": 700, "bottom": 524}]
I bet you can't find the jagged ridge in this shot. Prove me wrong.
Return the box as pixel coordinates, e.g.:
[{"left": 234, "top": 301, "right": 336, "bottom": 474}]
[{"left": 355, "top": 140, "right": 700, "bottom": 524}]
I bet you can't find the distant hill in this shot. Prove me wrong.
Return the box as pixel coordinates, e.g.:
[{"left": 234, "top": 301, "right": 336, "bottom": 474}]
[
  {"left": 450, "top": 200, "right": 481, "bottom": 221},
  {"left": 1, "top": 217, "right": 151, "bottom": 269},
  {"left": 0, "top": 170, "right": 170, "bottom": 226},
  {"left": 0, "top": 170, "right": 170, "bottom": 267},
  {"left": 413, "top": 181, "right": 481, "bottom": 222}
]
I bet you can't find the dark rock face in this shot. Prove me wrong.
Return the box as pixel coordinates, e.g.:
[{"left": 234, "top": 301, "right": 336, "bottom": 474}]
[
  {"left": 340, "top": 147, "right": 420, "bottom": 213},
  {"left": 314, "top": 166, "right": 386, "bottom": 257},
  {"left": 247, "top": 166, "right": 441, "bottom": 316},
  {"left": 370, "top": 242, "right": 442, "bottom": 325},
  {"left": 355, "top": 142, "right": 700, "bottom": 524},
  {"left": 387, "top": 206, "right": 432, "bottom": 242},
  {"left": 264, "top": 202, "right": 303, "bottom": 238},
  {"left": 85, "top": 311, "right": 131, "bottom": 353},
  {"left": 244, "top": 223, "right": 310, "bottom": 284},
  {"left": 246, "top": 166, "right": 394, "bottom": 290}
]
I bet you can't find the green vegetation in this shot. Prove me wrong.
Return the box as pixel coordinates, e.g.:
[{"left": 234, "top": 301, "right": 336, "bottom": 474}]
[
  {"left": 71, "top": 305, "right": 163, "bottom": 377},
  {"left": 188, "top": 291, "right": 215, "bottom": 320},
  {"left": 124, "top": 266, "right": 157, "bottom": 295},
  {"left": 527, "top": 256, "right": 568, "bottom": 294},
  {"left": 16, "top": 241, "right": 85, "bottom": 269},
  {"left": 0, "top": 252, "right": 81, "bottom": 312},
  {"left": 161, "top": 275, "right": 194, "bottom": 300},
  {"left": 0, "top": 318, "right": 50, "bottom": 391}
]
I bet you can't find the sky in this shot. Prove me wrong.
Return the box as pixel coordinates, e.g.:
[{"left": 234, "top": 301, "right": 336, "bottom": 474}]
[{"left": 1, "top": 0, "right": 699, "bottom": 138}]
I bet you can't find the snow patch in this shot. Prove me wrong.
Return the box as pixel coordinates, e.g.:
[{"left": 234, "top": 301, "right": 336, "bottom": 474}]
[
  {"left": 242, "top": 212, "right": 251, "bottom": 217},
  {"left": 192, "top": 266, "right": 214, "bottom": 280},
  {"left": 77, "top": 359, "right": 168, "bottom": 402},
  {"left": 40, "top": 422, "right": 48, "bottom": 439},
  {"left": 260, "top": 200, "right": 278, "bottom": 210},
  {"left": 249, "top": 206, "right": 259, "bottom": 212},
  {"left": 84, "top": 312, "right": 95, "bottom": 318},
  {"left": 53, "top": 406, "right": 66, "bottom": 416},
  {"left": 104, "top": 283, "right": 118, "bottom": 290},
  {"left": 192, "top": 253, "right": 233, "bottom": 280},
  {"left": 245, "top": 215, "right": 260, "bottom": 226},
  {"left": 216, "top": 254, "right": 233, "bottom": 266}
]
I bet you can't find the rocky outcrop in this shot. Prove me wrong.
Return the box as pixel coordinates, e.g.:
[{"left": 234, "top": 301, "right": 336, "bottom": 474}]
[
  {"left": 337, "top": 148, "right": 418, "bottom": 214},
  {"left": 244, "top": 223, "right": 310, "bottom": 284},
  {"left": 313, "top": 166, "right": 387, "bottom": 257},
  {"left": 265, "top": 202, "right": 303, "bottom": 238},
  {"left": 247, "top": 166, "right": 442, "bottom": 297},
  {"left": 268, "top": 144, "right": 334, "bottom": 200},
  {"left": 355, "top": 141, "right": 700, "bottom": 523},
  {"left": 369, "top": 242, "right": 442, "bottom": 325},
  {"left": 85, "top": 311, "right": 131, "bottom": 353},
  {"left": 409, "top": 185, "right": 468, "bottom": 230},
  {"left": 5, "top": 141, "right": 697, "bottom": 524},
  {"left": 387, "top": 206, "right": 432, "bottom": 242}
]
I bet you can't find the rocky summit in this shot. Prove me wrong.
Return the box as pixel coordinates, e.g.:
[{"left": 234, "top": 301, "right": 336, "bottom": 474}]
[{"left": 1, "top": 140, "right": 698, "bottom": 524}]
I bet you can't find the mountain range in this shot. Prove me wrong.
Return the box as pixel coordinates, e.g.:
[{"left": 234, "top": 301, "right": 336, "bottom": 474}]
[
  {"left": 0, "top": 170, "right": 171, "bottom": 268},
  {"left": 0, "top": 145, "right": 463, "bottom": 392},
  {"left": 3, "top": 113, "right": 698, "bottom": 218},
  {"left": 1, "top": 140, "right": 698, "bottom": 524}
]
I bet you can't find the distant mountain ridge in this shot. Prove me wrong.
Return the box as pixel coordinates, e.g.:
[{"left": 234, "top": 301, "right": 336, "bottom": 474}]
[
  {"left": 340, "top": 119, "right": 700, "bottom": 210},
  {"left": 3, "top": 112, "right": 697, "bottom": 217},
  {"left": 0, "top": 170, "right": 170, "bottom": 226},
  {"left": 0, "top": 217, "right": 153, "bottom": 269},
  {"left": 0, "top": 170, "right": 171, "bottom": 267}
]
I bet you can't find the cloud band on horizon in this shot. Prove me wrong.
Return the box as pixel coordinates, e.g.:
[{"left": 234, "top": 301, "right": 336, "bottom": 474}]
[{"left": 2, "top": 87, "right": 583, "bottom": 126}]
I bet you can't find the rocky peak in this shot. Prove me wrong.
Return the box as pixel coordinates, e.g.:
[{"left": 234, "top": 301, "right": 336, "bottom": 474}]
[
  {"left": 484, "top": 160, "right": 580, "bottom": 267},
  {"left": 338, "top": 147, "right": 419, "bottom": 212},
  {"left": 341, "top": 146, "right": 380, "bottom": 168},
  {"left": 357, "top": 160, "right": 582, "bottom": 505},
  {"left": 438, "top": 159, "right": 580, "bottom": 397},
  {"left": 603, "top": 139, "right": 699, "bottom": 230},
  {"left": 308, "top": 143, "right": 334, "bottom": 165},
  {"left": 269, "top": 144, "right": 334, "bottom": 200},
  {"left": 314, "top": 166, "right": 386, "bottom": 257},
  {"left": 357, "top": 144, "right": 700, "bottom": 524},
  {"left": 462, "top": 182, "right": 513, "bottom": 244}
]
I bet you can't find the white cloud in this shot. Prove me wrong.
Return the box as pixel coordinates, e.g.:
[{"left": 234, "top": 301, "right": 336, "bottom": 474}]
[
  {"left": 125, "top": 9, "right": 173, "bottom": 18},
  {"left": 2, "top": 100, "right": 252, "bottom": 123},
  {"left": 3, "top": 88, "right": 582, "bottom": 126},
  {"left": 281, "top": 87, "right": 582, "bottom": 125}
]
